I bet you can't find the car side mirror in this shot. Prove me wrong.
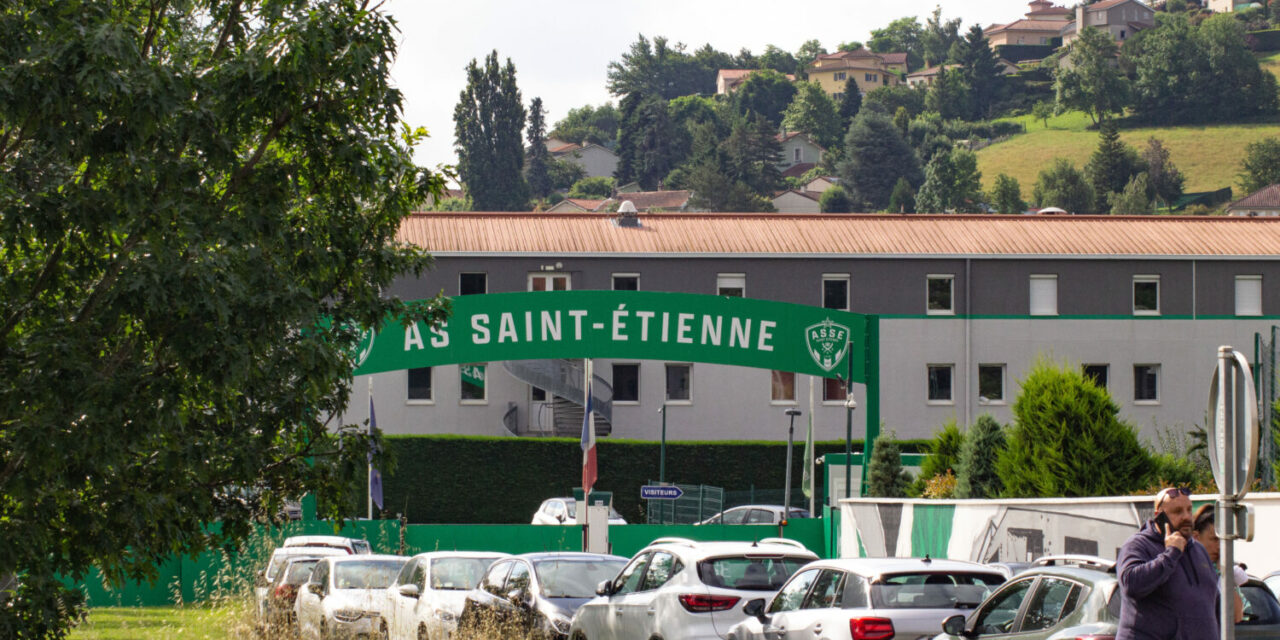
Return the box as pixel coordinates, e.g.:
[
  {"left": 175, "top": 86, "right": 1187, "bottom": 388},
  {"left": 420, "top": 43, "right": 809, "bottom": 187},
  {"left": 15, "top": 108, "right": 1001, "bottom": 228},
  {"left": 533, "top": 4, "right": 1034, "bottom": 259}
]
[
  {"left": 596, "top": 580, "right": 614, "bottom": 597},
  {"left": 255, "top": 570, "right": 268, "bottom": 587},
  {"left": 399, "top": 584, "right": 421, "bottom": 599},
  {"left": 308, "top": 582, "right": 324, "bottom": 597},
  {"left": 556, "top": 514, "right": 566, "bottom": 523},
  {"left": 743, "top": 598, "right": 769, "bottom": 624},
  {"left": 942, "top": 614, "right": 968, "bottom": 636}
]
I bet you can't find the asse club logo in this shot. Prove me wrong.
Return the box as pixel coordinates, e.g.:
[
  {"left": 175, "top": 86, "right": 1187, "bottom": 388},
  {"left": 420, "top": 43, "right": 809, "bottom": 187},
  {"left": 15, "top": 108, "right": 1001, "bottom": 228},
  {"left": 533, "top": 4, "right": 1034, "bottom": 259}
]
[
  {"left": 354, "top": 327, "right": 377, "bottom": 368},
  {"left": 805, "top": 318, "right": 850, "bottom": 373}
]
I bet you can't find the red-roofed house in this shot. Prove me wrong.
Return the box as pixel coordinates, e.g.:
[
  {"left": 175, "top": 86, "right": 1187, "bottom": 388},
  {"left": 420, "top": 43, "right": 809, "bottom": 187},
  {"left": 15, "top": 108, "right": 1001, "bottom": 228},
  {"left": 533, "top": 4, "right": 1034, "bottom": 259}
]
[
  {"left": 807, "top": 49, "right": 904, "bottom": 99},
  {"left": 776, "top": 132, "right": 825, "bottom": 172},
  {"left": 716, "top": 69, "right": 796, "bottom": 94},
  {"left": 1227, "top": 185, "right": 1280, "bottom": 217},
  {"left": 771, "top": 189, "right": 822, "bottom": 213},
  {"left": 548, "top": 141, "right": 618, "bottom": 180},
  {"left": 985, "top": 0, "right": 1074, "bottom": 47},
  {"left": 1062, "top": 0, "right": 1155, "bottom": 45}
]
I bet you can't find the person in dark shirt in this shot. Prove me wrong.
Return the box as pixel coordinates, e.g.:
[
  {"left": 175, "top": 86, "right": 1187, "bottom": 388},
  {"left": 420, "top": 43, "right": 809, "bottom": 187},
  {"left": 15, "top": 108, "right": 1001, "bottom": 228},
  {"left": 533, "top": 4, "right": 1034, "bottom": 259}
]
[
  {"left": 1115, "top": 487, "right": 1219, "bottom": 640},
  {"left": 1191, "top": 504, "right": 1244, "bottom": 623}
]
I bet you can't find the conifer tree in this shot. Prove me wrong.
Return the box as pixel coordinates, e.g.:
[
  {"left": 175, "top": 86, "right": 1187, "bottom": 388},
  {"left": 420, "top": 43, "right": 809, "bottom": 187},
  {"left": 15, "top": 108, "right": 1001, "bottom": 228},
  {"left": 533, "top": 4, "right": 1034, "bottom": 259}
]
[
  {"left": 839, "top": 79, "right": 862, "bottom": 128},
  {"left": 867, "top": 433, "right": 913, "bottom": 497},
  {"left": 840, "top": 111, "right": 922, "bottom": 211},
  {"left": 525, "top": 97, "right": 553, "bottom": 199},
  {"left": 1085, "top": 122, "right": 1145, "bottom": 210},
  {"left": 955, "top": 415, "right": 1007, "bottom": 499},
  {"left": 992, "top": 174, "right": 1026, "bottom": 214},
  {"left": 888, "top": 177, "right": 917, "bottom": 213},
  {"left": 454, "top": 51, "right": 529, "bottom": 211},
  {"left": 615, "top": 93, "right": 678, "bottom": 190}
]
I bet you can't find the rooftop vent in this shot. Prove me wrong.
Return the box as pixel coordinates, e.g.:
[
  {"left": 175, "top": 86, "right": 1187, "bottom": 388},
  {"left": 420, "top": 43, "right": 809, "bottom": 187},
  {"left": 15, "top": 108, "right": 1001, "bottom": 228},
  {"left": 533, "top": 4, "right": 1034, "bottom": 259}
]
[{"left": 617, "top": 200, "right": 641, "bottom": 228}]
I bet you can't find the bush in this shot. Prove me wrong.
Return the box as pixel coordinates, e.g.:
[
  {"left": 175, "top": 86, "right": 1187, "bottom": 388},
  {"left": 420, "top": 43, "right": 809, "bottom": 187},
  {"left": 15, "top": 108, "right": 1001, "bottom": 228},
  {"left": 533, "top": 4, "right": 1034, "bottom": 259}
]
[
  {"left": 819, "top": 185, "right": 853, "bottom": 213},
  {"left": 997, "top": 359, "right": 1154, "bottom": 497},
  {"left": 922, "top": 470, "right": 958, "bottom": 499},
  {"left": 866, "top": 433, "right": 913, "bottom": 497},
  {"left": 956, "top": 415, "right": 1007, "bottom": 499},
  {"left": 568, "top": 176, "right": 615, "bottom": 199},
  {"left": 911, "top": 421, "right": 964, "bottom": 495}
]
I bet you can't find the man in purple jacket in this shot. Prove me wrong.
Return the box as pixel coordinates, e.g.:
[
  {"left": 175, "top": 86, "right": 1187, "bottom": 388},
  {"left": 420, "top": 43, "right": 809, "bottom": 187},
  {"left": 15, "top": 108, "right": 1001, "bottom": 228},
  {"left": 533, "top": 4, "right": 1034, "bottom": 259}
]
[{"left": 1116, "top": 487, "right": 1220, "bottom": 640}]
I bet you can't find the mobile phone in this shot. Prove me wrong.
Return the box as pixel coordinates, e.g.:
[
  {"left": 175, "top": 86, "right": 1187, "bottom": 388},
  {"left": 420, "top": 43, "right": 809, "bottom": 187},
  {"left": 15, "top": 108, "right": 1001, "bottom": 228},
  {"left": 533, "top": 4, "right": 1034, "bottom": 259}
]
[{"left": 1154, "top": 511, "right": 1172, "bottom": 533}]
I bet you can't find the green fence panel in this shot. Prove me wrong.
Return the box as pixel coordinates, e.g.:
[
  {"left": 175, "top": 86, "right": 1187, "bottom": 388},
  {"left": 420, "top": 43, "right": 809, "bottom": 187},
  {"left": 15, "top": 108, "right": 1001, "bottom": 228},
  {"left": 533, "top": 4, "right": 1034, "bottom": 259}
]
[
  {"left": 909, "top": 503, "right": 956, "bottom": 559},
  {"left": 403, "top": 525, "right": 581, "bottom": 556}
]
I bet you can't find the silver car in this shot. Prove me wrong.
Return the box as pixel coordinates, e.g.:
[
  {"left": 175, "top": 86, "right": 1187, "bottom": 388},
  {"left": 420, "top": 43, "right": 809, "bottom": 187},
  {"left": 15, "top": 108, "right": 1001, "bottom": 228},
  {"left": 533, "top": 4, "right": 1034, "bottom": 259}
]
[{"left": 728, "top": 557, "right": 1004, "bottom": 640}]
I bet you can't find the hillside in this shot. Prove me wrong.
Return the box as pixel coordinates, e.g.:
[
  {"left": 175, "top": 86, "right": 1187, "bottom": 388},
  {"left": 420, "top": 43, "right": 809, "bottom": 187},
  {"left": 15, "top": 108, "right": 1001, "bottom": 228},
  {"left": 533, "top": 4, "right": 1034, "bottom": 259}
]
[{"left": 975, "top": 110, "right": 1280, "bottom": 197}]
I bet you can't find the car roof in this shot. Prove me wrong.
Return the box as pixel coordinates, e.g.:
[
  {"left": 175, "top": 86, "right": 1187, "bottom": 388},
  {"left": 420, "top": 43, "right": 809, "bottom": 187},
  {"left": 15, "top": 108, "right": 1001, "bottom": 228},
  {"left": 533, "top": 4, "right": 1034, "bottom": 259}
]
[
  {"left": 1011, "top": 564, "right": 1117, "bottom": 584},
  {"left": 284, "top": 535, "right": 364, "bottom": 546},
  {"left": 514, "top": 552, "right": 627, "bottom": 562},
  {"left": 325, "top": 554, "right": 406, "bottom": 564},
  {"left": 643, "top": 538, "right": 818, "bottom": 557},
  {"left": 410, "top": 551, "right": 511, "bottom": 561},
  {"left": 805, "top": 557, "right": 1004, "bottom": 578},
  {"left": 273, "top": 546, "right": 348, "bottom": 557}
]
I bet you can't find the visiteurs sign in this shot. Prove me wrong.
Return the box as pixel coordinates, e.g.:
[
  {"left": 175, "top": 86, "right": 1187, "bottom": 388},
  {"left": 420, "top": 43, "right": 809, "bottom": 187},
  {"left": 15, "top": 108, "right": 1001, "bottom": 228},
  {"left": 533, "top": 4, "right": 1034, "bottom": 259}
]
[{"left": 352, "top": 290, "right": 874, "bottom": 382}]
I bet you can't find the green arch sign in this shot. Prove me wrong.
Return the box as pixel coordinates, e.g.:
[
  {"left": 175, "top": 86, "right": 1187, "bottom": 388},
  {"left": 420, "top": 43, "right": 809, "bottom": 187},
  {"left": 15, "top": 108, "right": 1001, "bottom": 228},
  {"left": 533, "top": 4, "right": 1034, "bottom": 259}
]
[{"left": 353, "top": 290, "right": 881, "bottom": 496}]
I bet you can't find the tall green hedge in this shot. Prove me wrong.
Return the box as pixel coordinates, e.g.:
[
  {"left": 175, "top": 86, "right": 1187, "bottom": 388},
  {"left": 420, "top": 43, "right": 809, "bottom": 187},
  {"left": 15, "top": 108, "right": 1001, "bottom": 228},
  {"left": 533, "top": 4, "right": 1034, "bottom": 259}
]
[{"left": 370, "top": 435, "right": 927, "bottom": 524}]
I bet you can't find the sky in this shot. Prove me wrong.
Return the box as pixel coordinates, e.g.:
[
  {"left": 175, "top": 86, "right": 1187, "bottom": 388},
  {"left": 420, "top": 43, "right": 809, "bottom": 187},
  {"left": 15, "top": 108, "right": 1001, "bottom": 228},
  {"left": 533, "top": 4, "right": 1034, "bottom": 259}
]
[{"left": 385, "top": 0, "right": 1025, "bottom": 174}]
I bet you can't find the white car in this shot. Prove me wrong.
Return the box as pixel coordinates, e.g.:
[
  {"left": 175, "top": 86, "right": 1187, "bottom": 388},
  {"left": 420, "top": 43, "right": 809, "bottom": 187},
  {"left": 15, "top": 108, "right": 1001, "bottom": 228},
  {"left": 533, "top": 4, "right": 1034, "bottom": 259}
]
[
  {"left": 727, "top": 557, "right": 1005, "bottom": 640},
  {"left": 569, "top": 537, "right": 818, "bottom": 640},
  {"left": 295, "top": 554, "right": 408, "bottom": 640},
  {"left": 284, "top": 534, "right": 373, "bottom": 554},
  {"left": 697, "top": 505, "right": 812, "bottom": 526},
  {"left": 255, "top": 546, "right": 348, "bottom": 625},
  {"left": 379, "top": 551, "right": 509, "bottom": 640},
  {"left": 532, "top": 498, "right": 627, "bottom": 525}
]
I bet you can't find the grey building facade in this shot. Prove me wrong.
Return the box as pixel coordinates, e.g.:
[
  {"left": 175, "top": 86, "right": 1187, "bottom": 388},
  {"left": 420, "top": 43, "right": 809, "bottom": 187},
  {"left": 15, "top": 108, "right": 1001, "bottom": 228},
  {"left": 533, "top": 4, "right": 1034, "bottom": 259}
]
[{"left": 348, "top": 213, "right": 1280, "bottom": 445}]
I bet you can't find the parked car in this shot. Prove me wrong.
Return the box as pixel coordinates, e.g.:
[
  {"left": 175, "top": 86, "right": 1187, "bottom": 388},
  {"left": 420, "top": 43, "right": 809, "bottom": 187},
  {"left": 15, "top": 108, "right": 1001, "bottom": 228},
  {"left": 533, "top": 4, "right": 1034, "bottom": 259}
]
[
  {"left": 532, "top": 498, "right": 627, "bottom": 525},
  {"left": 263, "top": 556, "right": 324, "bottom": 631},
  {"left": 986, "top": 562, "right": 1032, "bottom": 580},
  {"left": 933, "top": 555, "right": 1280, "bottom": 640},
  {"left": 294, "top": 554, "right": 409, "bottom": 640},
  {"left": 1267, "top": 571, "right": 1280, "bottom": 600},
  {"left": 456, "top": 552, "right": 627, "bottom": 640},
  {"left": 571, "top": 537, "right": 819, "bottom": 640},
  {"left": 255, "top": 546, "right": 348, "bottom": 625},
  {"left": 697, "top": 505, "right": 811, "bottom": 526},
  {"left": 728, "top": 556, "right": 1004, "bottom": 640},
  {"left": 284, "top": 534, "right": 373, "bottom": 554},
  {"left": 380, "top": 551, "right": 510, "bottom": 640}
]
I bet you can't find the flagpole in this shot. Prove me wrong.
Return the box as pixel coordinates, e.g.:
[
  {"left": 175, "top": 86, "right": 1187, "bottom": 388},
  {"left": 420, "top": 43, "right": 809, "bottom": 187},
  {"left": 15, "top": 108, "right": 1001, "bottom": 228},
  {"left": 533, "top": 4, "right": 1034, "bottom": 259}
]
[
  {"left": 808, "top": 375, "right": 815, "bottom": 514},
  {"left": 368, "top": 377, "right": 373, "bottom": 521}
]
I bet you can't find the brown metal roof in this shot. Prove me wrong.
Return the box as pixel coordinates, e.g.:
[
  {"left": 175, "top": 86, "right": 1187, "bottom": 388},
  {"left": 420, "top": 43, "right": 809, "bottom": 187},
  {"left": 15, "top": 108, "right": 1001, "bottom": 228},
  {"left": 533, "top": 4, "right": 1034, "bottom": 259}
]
[
  {"left": 1228, "top": 184, "right": 1280, "bottom": 210},
  {"left": 396, "top": 212, "right": 1280, "bottom": 258}
]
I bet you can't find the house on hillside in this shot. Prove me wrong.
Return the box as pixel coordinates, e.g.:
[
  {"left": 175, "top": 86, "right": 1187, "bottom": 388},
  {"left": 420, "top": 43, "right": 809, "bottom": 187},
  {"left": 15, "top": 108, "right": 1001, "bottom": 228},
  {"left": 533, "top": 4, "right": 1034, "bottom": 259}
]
[
  {"left": 777, "top": 132, "right": 825, "bottom": 172},
  {"left": 1206, "top": 0, "right": 1255, "bottom": 12},
  {"left": 1226, "top": 185, "right": 1280, "bottom": 217},
  {"left": 807, "top": 49, "right": 904, "bottom": 99},
  {"left": 772, "top": 189, "right": 822, "bottom": 213},
  {"left": 907, "top": 60, "right": 1019, "bottom": 86},
  {"left": 1062, "top": 0, "right": 1155, "bottom": 45},
  {"left": 548, "top": 141, "right": 618, "bottom": 180},
  {"left": 804, "top": 176, "right": 839, "bottom": 194},
  {"left": 984, "top": 0, "right": 1073, "bottom": 47},
  {"left": 545, "top": 198, "right": 608, "bottom": 213},
  {"left": 716, "top": 69, "right": 796, "bottom": 94}
]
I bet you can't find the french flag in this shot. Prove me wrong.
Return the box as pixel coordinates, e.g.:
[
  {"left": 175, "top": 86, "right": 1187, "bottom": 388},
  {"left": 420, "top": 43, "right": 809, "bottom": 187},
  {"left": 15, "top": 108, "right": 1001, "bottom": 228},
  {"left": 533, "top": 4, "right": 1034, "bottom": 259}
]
[{"left": 581, "top": 378, "right": 597, "bottom": 495}]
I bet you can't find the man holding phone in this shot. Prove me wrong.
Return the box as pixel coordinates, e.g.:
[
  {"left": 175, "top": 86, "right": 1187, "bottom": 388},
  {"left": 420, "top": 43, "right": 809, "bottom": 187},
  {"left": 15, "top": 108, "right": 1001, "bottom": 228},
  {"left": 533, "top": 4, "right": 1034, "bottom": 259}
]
[{"left": 1115, "top": 487, "right": 1220, "bottom": 640}]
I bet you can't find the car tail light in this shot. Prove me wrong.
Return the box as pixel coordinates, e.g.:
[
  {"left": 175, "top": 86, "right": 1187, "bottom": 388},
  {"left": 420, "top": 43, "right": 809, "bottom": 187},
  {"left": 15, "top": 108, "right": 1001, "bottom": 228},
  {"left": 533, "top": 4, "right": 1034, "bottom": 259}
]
[
  {"left": 849, "top": 617, "right": 894, "bottom": 640},
  {"left": 272, "top": 584, "right": 297, "bottom": 602},
  {"left": 677, "top": 594, "right": 741, "bottom": 612}
]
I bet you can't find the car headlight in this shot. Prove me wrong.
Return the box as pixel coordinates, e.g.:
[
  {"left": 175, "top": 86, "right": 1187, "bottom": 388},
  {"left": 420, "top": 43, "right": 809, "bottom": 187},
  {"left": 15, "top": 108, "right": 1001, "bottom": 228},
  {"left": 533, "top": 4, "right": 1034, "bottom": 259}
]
[
  {"left": 434, "top": 609, "right": 457, "bottom": 622},
  {"left": 333, "top": 609, "right": 371, "bottom": 622}
]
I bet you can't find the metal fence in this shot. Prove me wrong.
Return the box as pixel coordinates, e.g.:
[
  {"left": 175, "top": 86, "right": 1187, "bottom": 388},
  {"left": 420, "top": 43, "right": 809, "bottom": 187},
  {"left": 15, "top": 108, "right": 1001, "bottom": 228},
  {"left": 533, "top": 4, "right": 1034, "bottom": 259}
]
[{"left": 644, "top": 482, "right": 724, "bottom": 524}]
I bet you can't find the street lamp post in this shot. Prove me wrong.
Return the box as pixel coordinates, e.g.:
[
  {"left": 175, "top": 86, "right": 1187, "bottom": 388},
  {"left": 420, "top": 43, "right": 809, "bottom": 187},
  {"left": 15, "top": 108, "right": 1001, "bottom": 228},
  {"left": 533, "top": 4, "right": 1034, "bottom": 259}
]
[
  {"left": 844, "top": 396, "right": 857, "bottom": 500},
  {"left": 784, "top": 408, "right": 801, "bottom": 516},
  {"left": 659, "top": 405, "right": 668, "bottom": 484}
]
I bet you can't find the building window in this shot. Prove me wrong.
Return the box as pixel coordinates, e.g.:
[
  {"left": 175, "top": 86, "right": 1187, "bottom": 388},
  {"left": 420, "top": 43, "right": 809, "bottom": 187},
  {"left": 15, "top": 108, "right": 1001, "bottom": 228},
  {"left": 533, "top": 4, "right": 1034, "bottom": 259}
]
[
  {"left": 823, "top": 377, "right": 847, "bottom": 402},
  {"left": 460, "top": 364, "right": 486, "bottom": 403},
  {"left": 1236, "top": 275, "right": 1262, "bottom": 316},
  {"left": 1132, "top": 276, "right": 1160, "bottom": 315},
  {"left": 793, "top": 147, "right": 802, "bottom": 163},
  {"left": 1083, "top": 364, "right": 1109, "bottom": 389},
  {"left": 928, "top": 364, "right": 954, "bottom": 403},
  {"left": 717, "top": 273, "right": 745, "bottom": 297},
  {"left": 1030, "top": 275, "right": 1058, "bottom": 316},
  {"left": 823, "top": 275, "right": 850, "bottom": 311},
  {"left": 927, "top": 275, "right": 955, "bottom": 315},
  {"left": 407, "top": 367, "right": 433, "bottom": 402},
  {"left": 613, "top": 363, "right": 640, "bottom": 403},
  {"left": 1119, "top": 29, "right": 1126, "bottom": 39},
  {"left": 1134, "top": 364, "right": 1160, "bottom": 403},
  {"left": 665, "top": 363, "right": 692, "bottom": 403},
  {"left": 978, "top": 364, "right": 1005, "bottom": 403},
  {"left": 865, "top": 73, "right": 875, "bottom": 82},
  {"left": 612, "top": 273, "right": 639, "bottom": 291},
  {"left": 771, "top": 371, "right": 796, "bottom": 403},
  {"left": 834, "top": 72, "right": 846, "bottom": 81},
  {"left": 531, "top": 386, "right": 547, "bottom": 402},
  {"left": 460, "top": 273, "right": 487, "bottom": 295},
  {"left": 529, "top": 273, "right": 570, "bottom": 291}
]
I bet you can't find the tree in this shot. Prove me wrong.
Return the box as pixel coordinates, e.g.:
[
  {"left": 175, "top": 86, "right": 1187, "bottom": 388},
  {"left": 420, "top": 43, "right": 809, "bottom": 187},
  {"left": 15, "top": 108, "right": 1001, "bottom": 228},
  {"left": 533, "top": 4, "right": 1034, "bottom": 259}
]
[
  {"left": 924, "top": 68, "right": 971, "bottom": 121},
  {"left": 1034, "top": 158, "right": 1096, "bottom": 213},
  {"left": 893, "top": 106, "right": 911, "bottom": 137},
  {"left": 568, "top": 177, "right": 616, "bottom": 199},
  {"left": 615, "top": 93, "right": 678, "bottom": 190},
  {"left": 1084, "top": 121, "right": 1146, "bottom": 209},
  {"left": 606, "top": 34, "right": 708, "bottom": 98},
  {"left": 888, "top": 177, "right": 918, "bottom": 213},
  {"left": 758, "top": 44, "right": 799, "bottom": 75},
  {"left": 868, "top": 16, "right": 925, "bottom": 71},
  {"left": 1054, "top": 27, "right": 1130, "bottom": 123},
  {"left": 0, "top": 2, "right": 447, "bottom": 635},
  {"left": 1109, "top": 173, "right": 1154, "bottom": 214},
  {"left": 819, "top": 185, "right": 853, "bottom": 213},
  {"left": 921, "top": 6, "right": 964, "bottom": 67},
  {"left": 1141, "top": 138, "right": 1185, "bottom": 208},
  {"left": 955, "top": 24, "right": 1003, "bottom": 120},
  {"left": 1239, "top": 137, "right": 1280, "bottom": 194},
  {"left": 955, "top": 415, "right": 1007, "bottom": 499},
  {"left": 919, "top": 421, "right": 965, "bottom": 486},
  {"left": 549, "top": 103, "right": 620, "bottom": 147},
  {"left": 997, "top": 360, "right": 1153, "bottom": 497},
  {"left": 992, "top": 174, "right": 1027, "bottom": 214},
  {"left": 782, "top": 82, "right": 844, "bottom": 149},
  {"left": 455, "top": 51, "right": 529, "bottom": 210},
  {"left": 719, "top": 116, "right": 784, "bottom": 195},
  {"left": 795, "top": 39, "right": 828, "bottom": 79},
  {"left": 525, "top": 98, "right": 553, "bottom": 199},
  {"left": 839, "top": 111, "right": 923, "bottom": 211},
  {"left": 686, "top": 163, "right": 774, "bottom": 212},
  {"left": 547, "top": 158, "right": 587, "bottom": 192},
  {"left": 866, "top": 433, "right": 913, "bottom": 497},
  {"left": 838, "top": 78, "right": 863, "bottom": 127},
  {"left": 863, "top": 85, "right": 927, "bottom": 119},
  {"left": 915, "top": 148, "right": 984, "bottom": 213},
  {"left": 1032, "top": 101, "right": 1054, "bottom": 128},
  {"left": 732, "top": 69, "right": 797, "bottom": 127}
]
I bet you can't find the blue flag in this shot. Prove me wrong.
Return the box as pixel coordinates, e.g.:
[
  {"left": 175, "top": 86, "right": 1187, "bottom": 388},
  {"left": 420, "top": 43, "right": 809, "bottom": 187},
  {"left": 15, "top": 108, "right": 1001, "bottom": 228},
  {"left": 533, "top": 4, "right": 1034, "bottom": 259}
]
[{"left": 369, "top": 393, "right": 384, "bottom": 511}]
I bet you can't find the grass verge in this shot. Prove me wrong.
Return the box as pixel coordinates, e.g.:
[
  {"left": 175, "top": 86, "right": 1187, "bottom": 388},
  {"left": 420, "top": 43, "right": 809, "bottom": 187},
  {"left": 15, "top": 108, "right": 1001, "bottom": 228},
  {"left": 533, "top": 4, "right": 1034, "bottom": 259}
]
[{"left": 68, "top": 601, "right": 259, "bottom": 640}]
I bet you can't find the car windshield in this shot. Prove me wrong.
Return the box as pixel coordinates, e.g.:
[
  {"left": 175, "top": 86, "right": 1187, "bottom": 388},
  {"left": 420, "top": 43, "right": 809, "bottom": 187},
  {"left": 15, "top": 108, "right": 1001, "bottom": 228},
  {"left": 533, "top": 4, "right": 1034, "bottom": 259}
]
[
  {"left": 872, "top": 572, "right": 1005, "bottom": 609},
  {"left": 333, "top": 559, "right": 407, "bottom": 590},
  {"left": 697, "top": 556, "right": 812, "bottom": 591},
  {"left": 533, "top": 559, "right": 627, "bottom": 598},
  {"left": 563, "top": 502, "right": 622, "bottom": 519},
  {"left": 1241, "top": 584, "right": 1280, "bottom": 625},
  {"left": 431, "top": 557, "right": 499, "bottom": 591},
  {"left": 284, "top": 560, "right": 319, "bottom": 586}
]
